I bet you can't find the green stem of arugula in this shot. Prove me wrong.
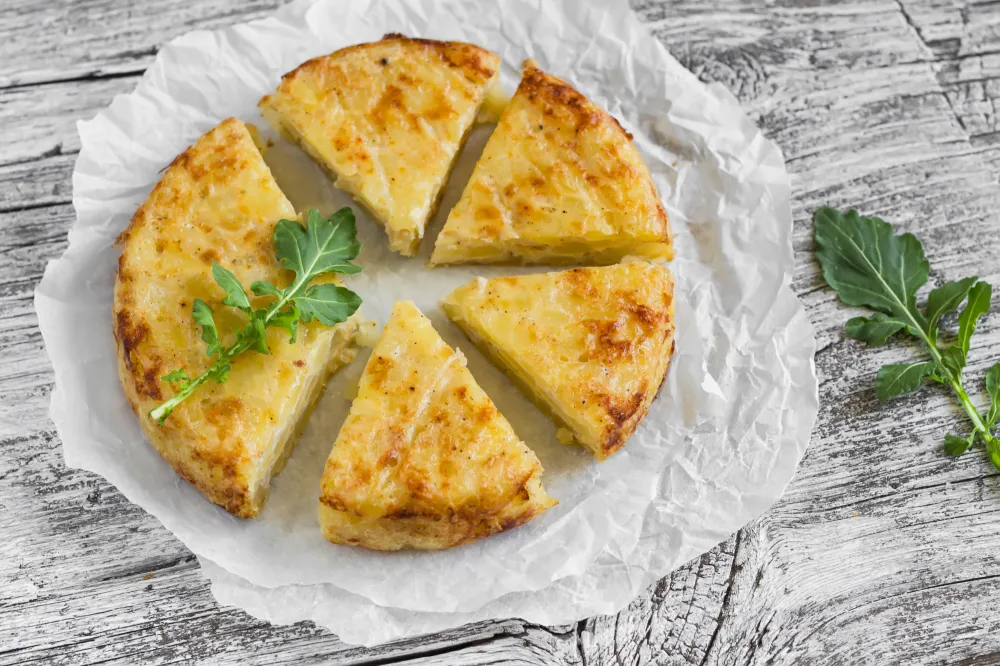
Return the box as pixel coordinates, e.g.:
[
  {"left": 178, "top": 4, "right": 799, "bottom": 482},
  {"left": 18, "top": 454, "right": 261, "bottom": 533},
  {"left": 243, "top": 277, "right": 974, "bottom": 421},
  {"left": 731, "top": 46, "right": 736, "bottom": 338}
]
[
  {"left": 148, "top": 283, "right": 303, "bottom": 425},
  {"left": 149, "top": 337, "right": 249, "bottom": 425},
  {"left": 148, "top": 366, "right": 213, "bottom": 425},
  {"left": 917, "top": 327, "right": 996, "bottom": 445}
]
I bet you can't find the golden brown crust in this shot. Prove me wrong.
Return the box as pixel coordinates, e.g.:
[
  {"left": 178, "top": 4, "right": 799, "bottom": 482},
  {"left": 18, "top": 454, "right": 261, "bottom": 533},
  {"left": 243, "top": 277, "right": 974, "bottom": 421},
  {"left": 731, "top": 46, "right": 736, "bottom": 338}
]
[
  {"left": 280, "top": 34, "right": 498, "bottom": 91},
  {"left": 379, "top": 33, "right": 499, "bottom": 83},
  {"left": 519, "top": 60, "right": 628, "bottom": 137},
  {"left": 442, "top": 263, "right": 675, "bottom": 460},
  {"left": 430, "top": 60, "right": 672, "bottom": 266},
  {"left": 319, "top": 473, "right": 550, "bottom": 551},
  {"left": 259, "top": 36, "right": 501, "bottom": 256},
  {"left": 318, "top": 301, "right": 555, "bottom": 550},
  {"left": 114, "top": 118, "right": 369, "bottom": 518}
]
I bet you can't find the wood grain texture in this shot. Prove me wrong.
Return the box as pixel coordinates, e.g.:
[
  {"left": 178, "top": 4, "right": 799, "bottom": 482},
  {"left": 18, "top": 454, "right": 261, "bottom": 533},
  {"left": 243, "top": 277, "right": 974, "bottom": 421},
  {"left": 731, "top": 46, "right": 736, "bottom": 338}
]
[
  {"left": 3, "top": 0, "right": 1000, "bottom": 664},
  {"left": 0, "top": 0, "right": 284, "bottom": 88}
]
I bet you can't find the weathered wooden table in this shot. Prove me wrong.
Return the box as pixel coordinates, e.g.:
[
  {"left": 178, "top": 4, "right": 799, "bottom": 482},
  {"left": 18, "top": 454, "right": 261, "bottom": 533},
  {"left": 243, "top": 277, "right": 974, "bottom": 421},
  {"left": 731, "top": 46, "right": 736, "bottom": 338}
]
[{"left": 4, "top": 0, "right": 1000, "bottom": 663}]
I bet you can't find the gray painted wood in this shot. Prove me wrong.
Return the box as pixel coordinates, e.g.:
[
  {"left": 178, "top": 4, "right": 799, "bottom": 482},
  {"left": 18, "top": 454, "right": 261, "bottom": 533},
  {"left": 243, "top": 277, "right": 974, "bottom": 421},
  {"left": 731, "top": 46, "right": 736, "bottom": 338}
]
[{"left": 3, "top": 0, "right": 1000, "bottom": 663}]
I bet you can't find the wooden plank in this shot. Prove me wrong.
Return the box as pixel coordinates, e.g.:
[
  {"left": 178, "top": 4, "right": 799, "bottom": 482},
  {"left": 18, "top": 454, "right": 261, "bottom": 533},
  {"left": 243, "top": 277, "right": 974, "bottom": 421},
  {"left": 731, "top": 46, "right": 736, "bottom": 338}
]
[
  {"left": 896, "top": 0, "right": 1000, "bottom": 141},
  {"left": 0, "top": 0, "right": 285, "bottom": 88},
  {"left": 0, "top": 77, "right": 141, "bottom": 216},
  {"left": 0, "top": 77, "right": 138, "bottom": 168},
  {"left": 0, "top": 153, "right": 76, "bottom": 213},
  {"left": 579, "top": 535, "right": 739, "bottom": 666}
]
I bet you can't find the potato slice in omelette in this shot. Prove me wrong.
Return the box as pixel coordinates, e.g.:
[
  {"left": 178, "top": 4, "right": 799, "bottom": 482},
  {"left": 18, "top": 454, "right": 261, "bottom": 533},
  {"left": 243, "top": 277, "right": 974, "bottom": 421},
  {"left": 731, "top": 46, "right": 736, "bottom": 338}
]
[
  {"left": 319, "top": 301, "right": 555, "bottom": 550},
  {"left": 114, "top": 118, "right": 373, "bottom": 518},
  {"left": 442, "top": 263, "right": 675, "bottom": 460},
  {"left": 259, "top": 34, "right": 503, "bottom": 256},
  {"left": 430, "top": 60, "right": 673, "bottom": 266}
]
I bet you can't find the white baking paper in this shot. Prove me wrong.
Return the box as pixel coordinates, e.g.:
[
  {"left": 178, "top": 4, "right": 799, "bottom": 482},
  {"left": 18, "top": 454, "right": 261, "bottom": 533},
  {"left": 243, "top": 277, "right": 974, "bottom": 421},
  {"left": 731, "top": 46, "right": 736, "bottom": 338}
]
[{"left": 34, "top": 0, "right": 817, "bottom": 644}]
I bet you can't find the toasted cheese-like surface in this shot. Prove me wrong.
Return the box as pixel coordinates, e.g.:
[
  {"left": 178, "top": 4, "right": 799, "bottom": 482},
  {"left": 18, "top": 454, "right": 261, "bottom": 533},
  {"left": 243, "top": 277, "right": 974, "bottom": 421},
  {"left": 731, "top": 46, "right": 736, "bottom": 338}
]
[
  {"left": 114, "top": 118, "right": 370, "bottom": 518},
  {"left": 430, "top": 60, "right": 672, "bottom": 266},
  {"left": 442, "top": 263, "right": 675, "bottom": 459},
  {"left": 319, "top": 301, "right": 555, "bottom": 550},
  {"left": 259, "top": 34, "right": 501, "bottom": 256}
]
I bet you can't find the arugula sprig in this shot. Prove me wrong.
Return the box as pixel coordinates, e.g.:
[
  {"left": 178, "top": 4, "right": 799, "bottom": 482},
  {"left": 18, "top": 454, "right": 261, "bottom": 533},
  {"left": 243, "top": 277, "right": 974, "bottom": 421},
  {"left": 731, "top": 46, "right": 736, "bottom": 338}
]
[
  {"left": 814, "top": 207, "right": 1000, "bottom": 469},
  {"left": 149, "top": 208, "right": 363, "bottom": 425}
]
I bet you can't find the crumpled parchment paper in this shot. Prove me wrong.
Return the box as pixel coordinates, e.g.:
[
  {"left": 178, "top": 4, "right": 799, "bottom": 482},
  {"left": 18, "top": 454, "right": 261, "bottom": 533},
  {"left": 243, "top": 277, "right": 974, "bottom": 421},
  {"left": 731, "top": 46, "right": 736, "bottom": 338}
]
[{"left": 34, "top": 0, "right": 818, "bottom": 645}]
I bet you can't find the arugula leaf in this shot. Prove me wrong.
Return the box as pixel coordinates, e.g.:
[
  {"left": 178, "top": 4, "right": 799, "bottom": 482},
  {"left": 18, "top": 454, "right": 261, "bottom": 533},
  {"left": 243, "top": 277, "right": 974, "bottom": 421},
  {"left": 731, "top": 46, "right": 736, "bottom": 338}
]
[
  {"left": 943, "top": 433, "right": 974, "bottom": 456},
  {"left": 161, "top": 369, "right": 191, "bottom": 388},
  {"left": 270, "top": 305, "right": 300, "bottom": 343},
  {"left": 250, "top": 281, "right": 283, "bottom": 298},
  {"left": 939, "top": 283, "right": 990, "bottom": 375},
  {"left": 212, "top": 262, "right": 252, "bottom": 312},
  {"left": 295, "top": 283, "right": 363, "bottom": 326},
  {"left": 149, "top": 208, "right": 364, "bottom": 425},
  {"left": 845, "top": 313, "right": 907, "bottom": 346},
  {"left": 274, "top": 208, "right": 363, "bottom": 282},
  {"left": 814, "top": 206, "right": 999, "bottom": 470},
  {"left": 191, "top": 299, "right": 221, "bottom": 357},
  {"left": 927, "top": 276, "right": 978, "bottom": 341},
  {"left": 987, "top": 363, "right": 1000, "bottom": 427},
  {"left": 813, "top": 207, "right": 928, "bottom": 331},
  {"left": 989, "top": 439, "right": 1000, "bottom": 470},
  {"left": 238, "top": 310, "right": 270, "bottom": 355},
  {"left": 875, "top": 362, "right": 937, "bottom": 402},
  {"left": 207, "top": 361, "right": 231, "bottom": 384},
  {"left": 959, "top": 282, "right": 992, "bottom": 350}
]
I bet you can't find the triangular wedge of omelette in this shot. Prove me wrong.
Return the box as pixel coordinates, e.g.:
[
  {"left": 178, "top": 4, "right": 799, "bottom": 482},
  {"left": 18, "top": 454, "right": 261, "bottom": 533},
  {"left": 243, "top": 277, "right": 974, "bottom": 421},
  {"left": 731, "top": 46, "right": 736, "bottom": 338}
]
[
  {"left": 441, "top": 263, "right": 675, "bottom": 460},
  {"left": 114, "top": 118, "right": 373, "bottom": 518},
  {"left": 430, "top": 60, "right": 673, "bottom": 266},
  {"left": 259, "top": 34, "right": 503, "bottom": 257},
  {"left": 319, "top": 301, "right": 555, "bottom": 550}
]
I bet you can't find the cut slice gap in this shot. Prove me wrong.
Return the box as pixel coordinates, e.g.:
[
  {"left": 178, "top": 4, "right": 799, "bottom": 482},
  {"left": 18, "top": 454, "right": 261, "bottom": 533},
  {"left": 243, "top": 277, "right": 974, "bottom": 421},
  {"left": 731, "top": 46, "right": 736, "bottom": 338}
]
[
  {"left": 441, "top": 263, "right": 676, "bottom": 460},
  {"left": 319, "top": 300, "right": 556, "bottom": 550}
]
